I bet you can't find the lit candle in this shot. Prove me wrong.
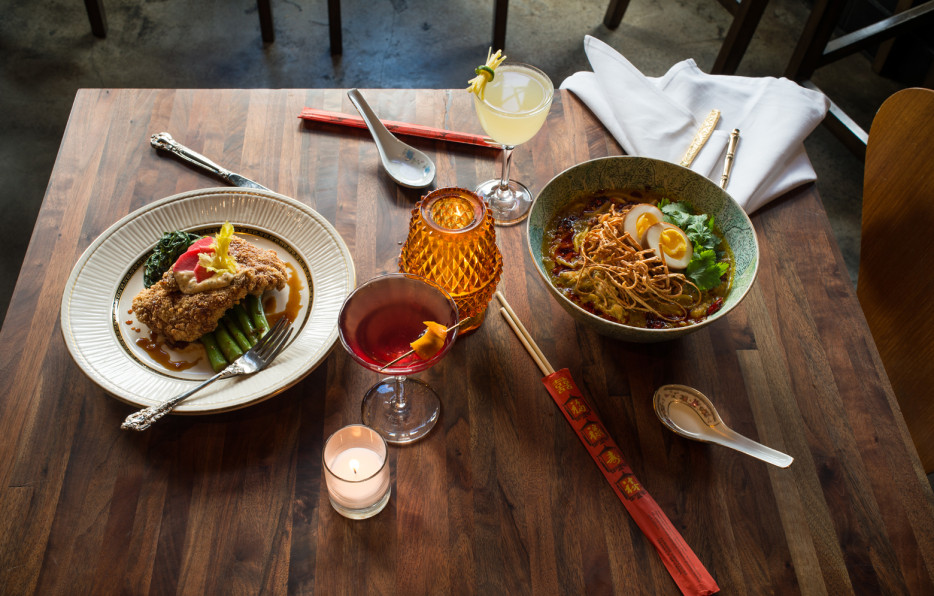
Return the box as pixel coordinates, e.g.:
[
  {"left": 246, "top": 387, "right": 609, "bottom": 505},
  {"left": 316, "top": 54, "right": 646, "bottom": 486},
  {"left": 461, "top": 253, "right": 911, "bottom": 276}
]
[{"left": 323, "top": 425, "right": 391, "bottom": 519}]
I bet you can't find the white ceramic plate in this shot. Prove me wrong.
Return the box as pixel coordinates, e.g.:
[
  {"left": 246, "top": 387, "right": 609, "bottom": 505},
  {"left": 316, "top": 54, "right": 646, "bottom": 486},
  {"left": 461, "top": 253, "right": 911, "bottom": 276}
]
[{"left": 61, "top": 187, "right": 355, "bottom": 413}]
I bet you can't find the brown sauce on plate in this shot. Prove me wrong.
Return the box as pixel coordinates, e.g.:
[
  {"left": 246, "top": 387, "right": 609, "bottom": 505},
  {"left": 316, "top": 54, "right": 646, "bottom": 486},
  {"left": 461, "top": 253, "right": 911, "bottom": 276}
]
[
  {"left": 265, "top": 261, "right": 304, "bottom": 327},
  {"left": 135, "top": 332, "right": 202, "bottom": 371}
]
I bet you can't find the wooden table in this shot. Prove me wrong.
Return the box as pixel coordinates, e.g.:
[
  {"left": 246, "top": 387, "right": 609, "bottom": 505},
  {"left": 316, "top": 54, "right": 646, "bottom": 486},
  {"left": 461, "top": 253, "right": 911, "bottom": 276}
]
[{"left": 1, "top": 89, "right": 932, "bottom": 594}]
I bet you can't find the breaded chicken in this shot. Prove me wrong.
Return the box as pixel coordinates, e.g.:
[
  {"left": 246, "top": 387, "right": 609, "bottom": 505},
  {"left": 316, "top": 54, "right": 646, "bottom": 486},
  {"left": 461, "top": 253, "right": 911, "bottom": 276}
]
[{"left": 132, "top": 236, "right": 288, "bottom": 343}]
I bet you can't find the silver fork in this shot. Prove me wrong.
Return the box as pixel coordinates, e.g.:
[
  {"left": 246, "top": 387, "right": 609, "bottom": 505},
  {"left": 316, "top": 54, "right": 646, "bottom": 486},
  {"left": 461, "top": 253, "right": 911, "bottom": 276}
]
[{"left": 121, "top": 317, "right": 293, "bottom": 431}]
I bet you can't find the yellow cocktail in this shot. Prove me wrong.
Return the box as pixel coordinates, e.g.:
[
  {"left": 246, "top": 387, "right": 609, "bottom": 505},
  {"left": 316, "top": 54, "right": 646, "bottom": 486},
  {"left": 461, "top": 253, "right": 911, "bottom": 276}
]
[
  {"left": 472, "top": 63, "right": 554, "bottom": 226},
  {"left": 474, "top": 65, "right": 552, "bottom": 146}
]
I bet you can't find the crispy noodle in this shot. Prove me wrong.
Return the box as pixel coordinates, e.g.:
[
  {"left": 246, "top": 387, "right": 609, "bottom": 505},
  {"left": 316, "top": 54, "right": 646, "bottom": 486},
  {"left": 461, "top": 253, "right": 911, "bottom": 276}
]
[{"left": 555, "top": 204, "right": 700, "bottom": 323}]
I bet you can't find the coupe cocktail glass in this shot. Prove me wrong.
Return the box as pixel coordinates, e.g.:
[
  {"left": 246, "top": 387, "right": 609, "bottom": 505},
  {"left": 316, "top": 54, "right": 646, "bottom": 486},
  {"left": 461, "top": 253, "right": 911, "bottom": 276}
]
[
  {"left": 473, "top": 62, "right": 554, "bottom": 226},
  {"left": 338, "top": 273, "right": 459, "bottom": 444}
]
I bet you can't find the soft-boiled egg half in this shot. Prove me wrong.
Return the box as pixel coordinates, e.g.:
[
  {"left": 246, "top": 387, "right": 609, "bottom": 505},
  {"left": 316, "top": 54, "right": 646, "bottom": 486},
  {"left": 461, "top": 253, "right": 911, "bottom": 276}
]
[
  {"left": 623, "top": 204, "right": 665, "bottom": 247},
  {"left": 645, "top": 222, "right": 693, "bottom": 269}
]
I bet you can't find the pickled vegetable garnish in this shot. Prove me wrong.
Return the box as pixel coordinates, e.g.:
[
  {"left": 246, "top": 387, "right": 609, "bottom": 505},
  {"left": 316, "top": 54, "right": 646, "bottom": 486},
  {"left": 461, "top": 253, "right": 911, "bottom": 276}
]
[
  {"left": 467, "top": 49, "right": 506, "bottom": 100},
  {"left": 198, "top": 222, "right": 238, "bottom": 276}
]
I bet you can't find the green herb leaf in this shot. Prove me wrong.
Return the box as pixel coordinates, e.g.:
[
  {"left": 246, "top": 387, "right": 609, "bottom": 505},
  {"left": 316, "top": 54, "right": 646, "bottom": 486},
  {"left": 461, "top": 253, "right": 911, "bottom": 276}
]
[
  {"left": 660, "top": 201, "right": 716, "bottom": 251},
  {"left": 659, "top": 199, "right": 691, "bottom": 221},
  {"left": 659, "top": 200, "right": 727, "bottom": 290},
  {"left": 143, "top": 231, "right": 202, "bottom": 288},
  {"left": 685, "top": 249, "right": 728, "bottom": 291}
]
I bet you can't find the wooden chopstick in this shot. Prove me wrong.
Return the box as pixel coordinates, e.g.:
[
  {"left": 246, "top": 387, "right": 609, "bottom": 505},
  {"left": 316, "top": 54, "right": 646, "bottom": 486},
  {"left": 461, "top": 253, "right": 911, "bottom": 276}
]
[
  {"left": 494, "top": 291, "right": 555, "bottom": 376},
  {"left": 499, "top": 308, "right": 553, "bottom": 376}
]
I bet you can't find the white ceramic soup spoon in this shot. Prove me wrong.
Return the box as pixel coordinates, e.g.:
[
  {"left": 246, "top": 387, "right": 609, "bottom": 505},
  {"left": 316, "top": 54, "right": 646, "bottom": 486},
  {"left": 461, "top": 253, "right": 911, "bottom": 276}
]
[
  {"left": 347, "top": 89, "right": 436, "bottom": 189},
  {"left": 653, "top": 384, "right": 793, "bottom": 468}
]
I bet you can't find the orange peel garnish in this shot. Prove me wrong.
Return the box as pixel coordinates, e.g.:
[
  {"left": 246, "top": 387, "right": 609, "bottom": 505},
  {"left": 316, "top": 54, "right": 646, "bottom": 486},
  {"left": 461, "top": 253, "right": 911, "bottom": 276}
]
[{"left": 410, "top": 321, "right": 448, "bottom": 359}]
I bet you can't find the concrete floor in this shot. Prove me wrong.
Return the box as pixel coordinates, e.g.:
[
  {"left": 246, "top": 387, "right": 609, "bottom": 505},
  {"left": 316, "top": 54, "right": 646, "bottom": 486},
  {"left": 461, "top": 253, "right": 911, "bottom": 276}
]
[{"left": 0, "top": 0, "right": 907, "bottom": 329}]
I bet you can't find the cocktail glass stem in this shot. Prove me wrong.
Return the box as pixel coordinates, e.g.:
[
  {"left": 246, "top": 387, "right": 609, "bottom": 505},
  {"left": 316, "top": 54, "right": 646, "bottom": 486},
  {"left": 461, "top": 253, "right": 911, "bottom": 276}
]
[
  {"left": 499, "top": 146, "right": 515, "bottom": 189},
  {"left": 391, "top": 376, "right": 407, "bottom": 413},
  {"left": 361, "top": 376, "right": 440, "bottom": 444},
  {"left": 487, "top": 145, "right": 518, "bottom": 213}
]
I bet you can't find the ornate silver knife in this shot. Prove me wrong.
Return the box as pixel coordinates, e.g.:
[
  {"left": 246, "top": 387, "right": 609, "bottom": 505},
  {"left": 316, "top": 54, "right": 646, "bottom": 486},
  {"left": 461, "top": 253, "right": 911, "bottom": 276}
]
[{"left": 150, "top": 132, "right": 270, "bottom": 191}]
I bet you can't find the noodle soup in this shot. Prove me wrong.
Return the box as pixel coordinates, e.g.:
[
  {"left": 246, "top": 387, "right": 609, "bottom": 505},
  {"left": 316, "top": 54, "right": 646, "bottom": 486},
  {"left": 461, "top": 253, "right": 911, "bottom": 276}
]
[{"left": 542, "top": 189, "right": 733, "bottom": 329}]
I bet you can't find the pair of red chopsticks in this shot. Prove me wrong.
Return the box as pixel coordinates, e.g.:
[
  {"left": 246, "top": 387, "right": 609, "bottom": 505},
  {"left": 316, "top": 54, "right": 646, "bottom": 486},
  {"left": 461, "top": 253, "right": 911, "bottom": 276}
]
[
  {"left": 299, "top": 107, "right": 498, "bottom": 149},
  {"left": 495, "top": 291, "right": 720, "bottom": 596}
]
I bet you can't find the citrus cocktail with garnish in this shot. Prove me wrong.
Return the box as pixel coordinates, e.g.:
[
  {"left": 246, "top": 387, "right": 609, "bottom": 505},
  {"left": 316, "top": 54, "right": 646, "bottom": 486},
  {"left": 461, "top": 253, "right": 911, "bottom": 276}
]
[
  {"left": 473, "top": 64, "right": 553, "bottom": 146},
  {"left": 468, "top": 52, "right": 554, "bottom": 226},
  {"left": 338, "top": 273, "right": 459, "bottom": 444}
]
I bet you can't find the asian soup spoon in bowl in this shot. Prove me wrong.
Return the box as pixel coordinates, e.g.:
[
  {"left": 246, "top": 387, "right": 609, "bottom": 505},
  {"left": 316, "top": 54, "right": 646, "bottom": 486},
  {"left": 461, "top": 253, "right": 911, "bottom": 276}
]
[
  {"left": 347, "top": 89, "right": 436, "bottom": 189},
  {"left": 653, "top": 384, "right": 793, "bottom": 468}
]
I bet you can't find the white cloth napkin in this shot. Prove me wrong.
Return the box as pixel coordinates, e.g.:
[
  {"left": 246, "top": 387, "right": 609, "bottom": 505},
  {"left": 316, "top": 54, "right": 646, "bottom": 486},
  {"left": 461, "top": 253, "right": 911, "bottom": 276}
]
[{"left": 560, "top": 36, "right": 830, "bottom": 213}]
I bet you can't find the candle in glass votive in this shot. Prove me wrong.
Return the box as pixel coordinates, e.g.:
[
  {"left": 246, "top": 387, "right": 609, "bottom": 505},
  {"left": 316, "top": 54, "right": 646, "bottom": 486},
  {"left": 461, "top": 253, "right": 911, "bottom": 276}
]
[{"left": 323, "top": 424, "right": 391, "bottom": 519}]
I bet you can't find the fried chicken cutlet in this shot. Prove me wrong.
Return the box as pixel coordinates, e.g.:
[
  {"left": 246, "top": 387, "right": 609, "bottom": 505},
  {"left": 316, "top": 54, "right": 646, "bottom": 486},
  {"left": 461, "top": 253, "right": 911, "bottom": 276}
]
[{"left": 132, "top": 236, "right": 288, "bottom": 343}]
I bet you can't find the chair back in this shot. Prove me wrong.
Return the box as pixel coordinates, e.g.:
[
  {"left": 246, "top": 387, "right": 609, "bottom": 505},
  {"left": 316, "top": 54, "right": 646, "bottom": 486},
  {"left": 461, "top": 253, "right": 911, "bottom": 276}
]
[{"left": 858, "top": 87, "right": 934, "bottom": 473}]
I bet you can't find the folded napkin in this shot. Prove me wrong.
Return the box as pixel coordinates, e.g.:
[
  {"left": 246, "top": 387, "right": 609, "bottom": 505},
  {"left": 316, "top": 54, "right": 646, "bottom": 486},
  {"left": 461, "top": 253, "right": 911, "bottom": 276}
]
[{"left": 561, "top": 36, "right": 830, "bottom": 213}]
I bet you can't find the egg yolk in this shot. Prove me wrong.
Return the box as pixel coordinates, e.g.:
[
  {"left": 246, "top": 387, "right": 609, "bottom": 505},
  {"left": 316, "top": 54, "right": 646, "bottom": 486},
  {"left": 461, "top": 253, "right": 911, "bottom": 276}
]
[
  {"left": 659, "top": 228, "right": 687, "bottom": 258},
  {"left": 637, "top": 213, "right": 660, "bottom": 240}
]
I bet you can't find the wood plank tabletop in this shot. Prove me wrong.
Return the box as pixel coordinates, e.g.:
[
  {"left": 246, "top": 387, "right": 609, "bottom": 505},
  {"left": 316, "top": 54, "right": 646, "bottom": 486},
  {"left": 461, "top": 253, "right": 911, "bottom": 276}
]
[{"left": 1, "top": 88, "right": 932, "bottom": 595}]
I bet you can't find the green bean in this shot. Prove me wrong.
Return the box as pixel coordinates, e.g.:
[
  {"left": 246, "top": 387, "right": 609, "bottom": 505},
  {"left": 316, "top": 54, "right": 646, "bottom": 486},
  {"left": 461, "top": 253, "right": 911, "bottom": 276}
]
[
  {"left": 200, "top": 333, "right": 228, "bottom": 373},
  {"left": 214, "top": 323, "right": 244, "bottom": 363},
  {"left": 247, "top": 294, "right": 270, "bottom": 337},
  {"left": 232, "top": 303, "right": 258, "bottom": 344}
]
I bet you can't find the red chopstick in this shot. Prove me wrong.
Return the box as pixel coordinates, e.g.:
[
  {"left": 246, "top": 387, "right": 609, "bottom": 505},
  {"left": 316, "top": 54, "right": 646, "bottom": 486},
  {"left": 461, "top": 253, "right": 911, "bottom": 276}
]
[
  {"left": 299, "top": 107, "right": 497, "bottom": 148},
  {"left": 495, "top": 292, "right": 720, "bottom": 596}
]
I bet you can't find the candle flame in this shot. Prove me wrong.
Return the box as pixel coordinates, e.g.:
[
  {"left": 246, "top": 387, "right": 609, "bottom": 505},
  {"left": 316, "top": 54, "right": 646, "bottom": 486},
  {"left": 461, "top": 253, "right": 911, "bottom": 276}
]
[{"left": 349, "top": 459, "right": 360, "bottom": 475}]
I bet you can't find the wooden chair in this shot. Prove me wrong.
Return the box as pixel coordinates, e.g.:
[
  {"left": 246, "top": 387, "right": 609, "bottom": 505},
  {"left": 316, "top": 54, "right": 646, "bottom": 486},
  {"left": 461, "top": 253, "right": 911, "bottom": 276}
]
[
  {"left": 83, "top": 0, "right": 344, "bottom": 54},
  {"left": 857, "top": 87, "right": 934, "bottom": 474},
  {"left": 784, "top": 0, "right": 934, "bottom": 158},
  {"left": 602, "top": 0, "right": 770, "bottom": 74}
]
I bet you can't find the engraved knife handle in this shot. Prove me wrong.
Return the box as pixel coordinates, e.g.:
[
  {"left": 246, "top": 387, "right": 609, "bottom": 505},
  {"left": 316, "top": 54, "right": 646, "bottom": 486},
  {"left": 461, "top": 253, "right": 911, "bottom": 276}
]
[{"left": 150, "top": 132, "right": 232, "bottom": 182}]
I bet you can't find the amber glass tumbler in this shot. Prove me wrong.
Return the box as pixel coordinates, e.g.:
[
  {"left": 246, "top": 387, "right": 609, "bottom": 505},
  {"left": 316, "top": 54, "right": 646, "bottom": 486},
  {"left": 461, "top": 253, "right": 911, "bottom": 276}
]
[{"left": 399, "top": 187, "right": 503, "bottom": 334}]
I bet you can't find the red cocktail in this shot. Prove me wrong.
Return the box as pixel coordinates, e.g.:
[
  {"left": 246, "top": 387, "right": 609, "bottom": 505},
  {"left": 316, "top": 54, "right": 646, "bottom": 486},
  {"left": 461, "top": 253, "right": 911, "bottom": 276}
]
[{"left": 338, "top": 273, "right": 459, "bottom": 443}]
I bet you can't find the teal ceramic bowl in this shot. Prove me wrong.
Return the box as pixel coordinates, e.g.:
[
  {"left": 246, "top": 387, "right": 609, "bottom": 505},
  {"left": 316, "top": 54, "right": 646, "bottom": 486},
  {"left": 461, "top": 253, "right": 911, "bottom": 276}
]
[{"left": 527, "top": 156, "right": 759, "bottom": 342}]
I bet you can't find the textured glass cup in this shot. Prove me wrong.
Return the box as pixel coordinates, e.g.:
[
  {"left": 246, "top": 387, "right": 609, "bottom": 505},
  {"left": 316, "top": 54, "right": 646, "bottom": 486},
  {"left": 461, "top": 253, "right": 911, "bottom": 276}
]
[{"left": 399, "top": 187, "right": 503, "bottom": 335}]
